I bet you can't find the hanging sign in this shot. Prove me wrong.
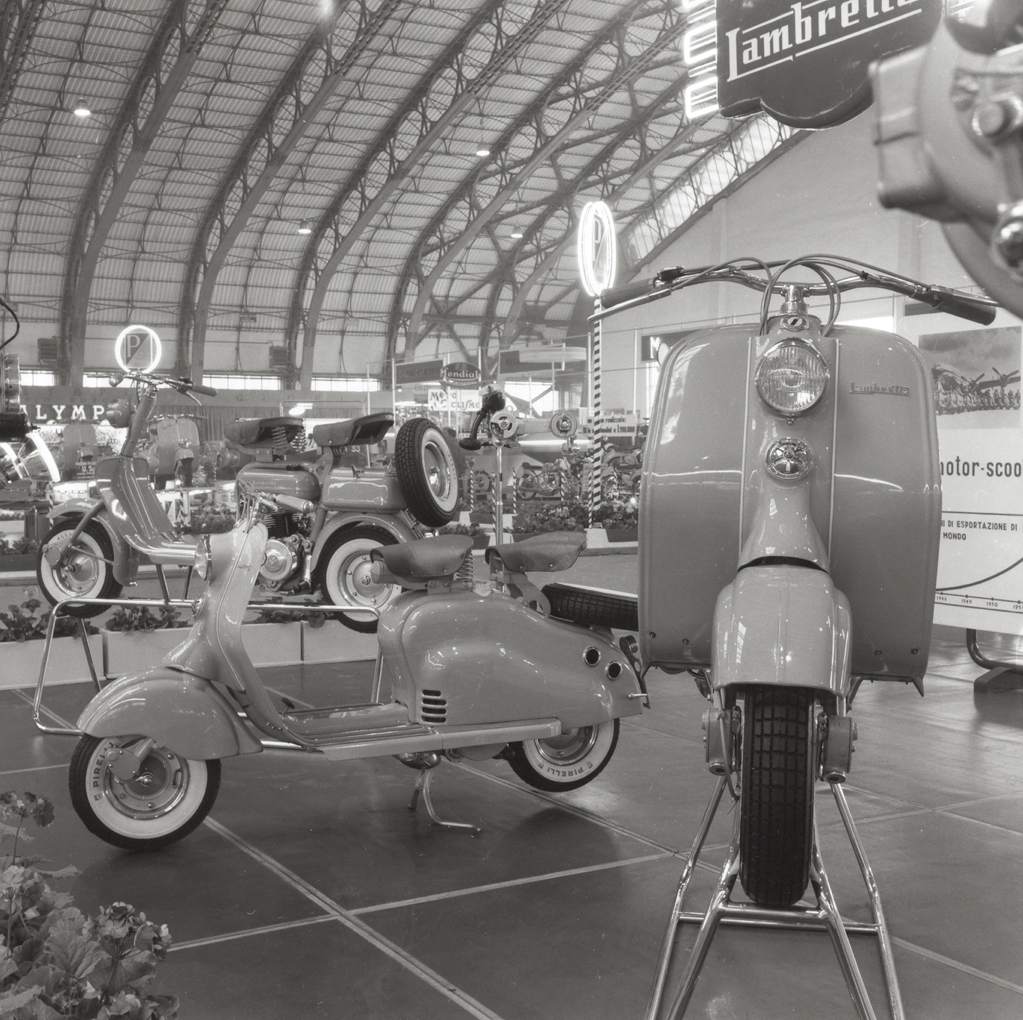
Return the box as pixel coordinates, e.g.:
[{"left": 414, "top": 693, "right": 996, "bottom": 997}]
[
  {"left": 577, "top": 201, "right": 617, "bottom": 297},
  {"left": 918, "top": 326, "right": 1023, "bottom": 636},
  {"left": 440, "top": 361, "right": 481, "bottom": 388},
  {"left": 114, "top": 324, "right": 163, "bottom": 374},
  {"left": 716, "top": 0, "right": 942, "bottom": 128}
]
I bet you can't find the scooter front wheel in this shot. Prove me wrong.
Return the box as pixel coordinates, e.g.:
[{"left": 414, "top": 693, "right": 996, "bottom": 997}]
[
  {"left": 36, "top": 518, "right": 122, "bottom": 617},
  {"left": 505, "top": 718, "right": 619, "bottom": 792},
  {"left": 69, "top": 735, "right": 221, "bottom": 851},
  {"left": 738, "top": 687, "right": 817, "bottom": 908}
]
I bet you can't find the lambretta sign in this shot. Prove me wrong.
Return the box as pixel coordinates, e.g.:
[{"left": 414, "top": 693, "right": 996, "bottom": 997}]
[{"left": 717, "top": 0, "right": 941, "bottom": 127}]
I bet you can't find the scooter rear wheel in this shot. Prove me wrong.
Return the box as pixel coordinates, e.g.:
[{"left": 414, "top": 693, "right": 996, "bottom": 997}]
[
  {"left": 738, "top": 687, "right": 817, "bottom": 908},
  {"left": 505, "top": 718, "right": 619, "bottom": 791},
  {"left": 69, "top": 735, "right": 221, "bottom": 851},
  {"left": 36, "top": 518, "right": 122, "bottom": 618},
  {"left": 315, "top": 525, "right": 400, "bottom": 633}
]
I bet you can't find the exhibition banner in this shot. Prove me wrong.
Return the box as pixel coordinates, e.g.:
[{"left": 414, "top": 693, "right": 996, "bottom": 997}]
[{"left": 919, "top": 326, "right": 1023, "bottom": 635}]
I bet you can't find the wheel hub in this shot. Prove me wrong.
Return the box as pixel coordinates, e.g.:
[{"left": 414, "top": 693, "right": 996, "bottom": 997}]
[
  {"left": 535, "top": 727, "right": 598, "bottom": 764},
  {"left": 101, "top": 746, "right": 188, "bottom": 820}
]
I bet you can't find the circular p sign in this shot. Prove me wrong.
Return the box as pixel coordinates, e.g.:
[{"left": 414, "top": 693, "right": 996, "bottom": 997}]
[
  {"left": 577, "top": 200, "right": 617, "bottom": 298},
  {"left": 114, "top": 324, "right": 162, "bottom": 374}
]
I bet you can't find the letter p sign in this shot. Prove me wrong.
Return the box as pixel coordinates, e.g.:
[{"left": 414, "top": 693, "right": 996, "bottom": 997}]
[{"left": 114, "top": 324, "right": 163, "bottom": 375}]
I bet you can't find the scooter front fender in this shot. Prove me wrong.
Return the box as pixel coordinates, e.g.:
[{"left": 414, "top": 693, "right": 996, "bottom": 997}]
[
  {"left": 77, "top": 669, "right": 262, "bottom": 760},
  {"left": 45, "top": 501, "right": 137, "bottom": 585},
  {"left": 712, "top": 565, "right": 852, "bottom": 697}
]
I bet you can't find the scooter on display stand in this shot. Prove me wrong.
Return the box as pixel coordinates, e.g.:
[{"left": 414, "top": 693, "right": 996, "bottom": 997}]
[
  {"left": 33, "top": 390, "right": 646, "bottom": 848},
  {"left": 36, "top": 368, "right": 460, "bottom": 631},
  {"left": 598, "top": 255, "right": 997, "bottom": 1020}
]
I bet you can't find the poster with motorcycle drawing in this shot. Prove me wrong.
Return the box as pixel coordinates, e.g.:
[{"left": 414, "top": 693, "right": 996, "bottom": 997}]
[{"left": 918, "top": 326, "right": 1023, "bottom": 634}]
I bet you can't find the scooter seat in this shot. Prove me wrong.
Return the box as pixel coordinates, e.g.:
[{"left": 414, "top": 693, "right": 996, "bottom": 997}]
[
  {"left": 311, "top": 413, "right": 393, "bottom": 449},
  {"left": 372, "top": 535, "right": 471, "bottom": 582},
  {"left": 487, "top": 531, "right": 586, "bottom": 573}
]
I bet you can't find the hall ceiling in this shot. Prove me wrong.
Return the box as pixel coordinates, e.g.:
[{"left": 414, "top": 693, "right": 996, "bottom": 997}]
[{"left": 0, "top": 0, "right": 801, "bottom": 385}]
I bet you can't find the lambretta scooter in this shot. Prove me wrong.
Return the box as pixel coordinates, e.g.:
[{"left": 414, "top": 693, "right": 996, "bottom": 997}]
[
  {"left": 606, "top": 255, "right": 997, "bottom": 1019},
  {"left": 57, "top": 421, "right": 645, "bottom": 849},
  {"left": 37, "top": 368, "right": 457, "bottom": 631}
]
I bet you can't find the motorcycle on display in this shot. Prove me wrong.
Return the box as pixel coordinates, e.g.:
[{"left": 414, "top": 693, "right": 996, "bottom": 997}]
[
  {"left": 143, "top": 413, "right": 200, "bottom": 489},
  {"left": 599, "top": 255, "right": 997, "bottom": 1019},
  {"left": 36, "top": 368, "right": 459, "bottom": 631},
  {"left": 46, "top": 395, "right": 645, "bottom": 849}
]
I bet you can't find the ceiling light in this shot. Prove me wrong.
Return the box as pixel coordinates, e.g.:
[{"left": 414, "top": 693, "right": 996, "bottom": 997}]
[
  {"left": 510, "top": 230, "right": 524, "bottom": 239},
  {"left": 475, "top": 146, "right": 491, "bottom": 158},
  {"left": 72, "top": 101, "right": 91, "bottom": 119},
  {"left": 297, "top": 220, "right": 312, "bottom": 235}
]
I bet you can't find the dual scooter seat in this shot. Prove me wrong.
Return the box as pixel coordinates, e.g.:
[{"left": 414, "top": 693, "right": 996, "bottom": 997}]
[
  {"left": 373, "top": 530, "right": 586, "bottom": 585},
  {"left": 223, "top": 412, "right": 393, "bottom": 459}
]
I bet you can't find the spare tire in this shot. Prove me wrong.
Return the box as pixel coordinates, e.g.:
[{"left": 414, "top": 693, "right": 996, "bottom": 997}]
[
  {"left": 395, "top": 418, "right": 459, "bottom": 527},
  {"left": 542, "top": 582, "right": 639, "bottom": 631}
]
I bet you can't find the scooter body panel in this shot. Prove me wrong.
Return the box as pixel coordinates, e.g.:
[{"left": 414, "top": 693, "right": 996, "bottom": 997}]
[
  {"left": 712, "top": 565, "right": 851, "bottom": 695},
  {"left": 46, "top": 498, "right": 138, "bottom": 585},
  {"left": 76, "top": 668, "right": 262, "bottom": 759},
  {"left": 641, "top": 321, "right": 939, "bottom": 682},
  {"left": 311, "top": 508, "right": 422, "bottom": 563},
  {"left": 377, "top": 590, "right": 642, "bottom": 730},
  {"left": 236, "top": 462, "right": 321, "bottom": 503},
  {"left": 320, "top": 467, "right": 408, "bottom": 512}
]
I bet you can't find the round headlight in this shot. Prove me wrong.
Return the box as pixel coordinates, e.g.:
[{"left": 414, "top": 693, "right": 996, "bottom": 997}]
[
  {"left": 192, "top": 534, "right": 213, "bottom": 582},
  {"left": 755, "top": 340, "right": 828, "bottom": 415}
]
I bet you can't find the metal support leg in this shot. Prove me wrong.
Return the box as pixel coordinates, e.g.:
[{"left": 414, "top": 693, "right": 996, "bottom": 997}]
[
  {"left": 967, "top": 628, "right": 1023, "bottom": 692},
  {"left": 408, "top": 767, "right": 481, "bottom": 835},
  {"left": 646, "top": 779, "right": 904, "bottom": 1020}
]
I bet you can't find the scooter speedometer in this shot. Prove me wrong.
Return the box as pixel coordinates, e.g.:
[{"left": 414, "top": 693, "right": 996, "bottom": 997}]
[{"left": 754, "top": 339, "right": 829, "bottom": 415}]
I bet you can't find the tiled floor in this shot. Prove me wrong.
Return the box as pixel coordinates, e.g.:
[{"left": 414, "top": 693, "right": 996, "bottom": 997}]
[{"left": 3, "top": 553, "right": 1023, "bottom": 1019}]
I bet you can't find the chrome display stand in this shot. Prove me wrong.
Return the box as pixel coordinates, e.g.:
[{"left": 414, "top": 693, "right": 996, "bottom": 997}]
[{"left": 646, "top": 777, "right": 904, "bottom": 1020}]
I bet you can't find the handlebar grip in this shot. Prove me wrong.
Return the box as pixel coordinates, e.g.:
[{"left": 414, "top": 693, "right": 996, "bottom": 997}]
[
  {"left": 188, "top": 381, "right": 218, "bottom": 396},
  {"left": 925, "top": 287, "right": 998, "bottom": 325},
  {"left": 598, "top": 280, "right": 654, "bottom": 309}
]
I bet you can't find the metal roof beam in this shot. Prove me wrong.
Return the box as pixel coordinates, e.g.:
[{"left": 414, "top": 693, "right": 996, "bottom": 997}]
[
  {"left": 289, "top": 0, "right": 572, "bottom": 390},
  {"left": 0, "top": 0, "right": 47, "bottom": 124},
  {"left": 60, "top": 0, "right": 228, "bottom": 385}
]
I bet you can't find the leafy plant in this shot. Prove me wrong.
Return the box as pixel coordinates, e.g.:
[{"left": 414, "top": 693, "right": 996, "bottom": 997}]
[
  {"left": 102, "top": 605, "right": 183, "bottom": 633},
  {"left": 0, "top": 538, "right": 37, "bottom": 557},
  {"left": 0, "top": 598, "right": 97, "bottom": 644},
  {"left": 591, "top": 496, "right": 639, "bottom": 531},
  {"left": 0, "top": 791, "right": 177, "bottom": 1019},
  {"left": 438, "top": 522, "right": 482, "bottom": 537},
  {"left": 512, "top": 499, "right": 587, "bottom": 535}
]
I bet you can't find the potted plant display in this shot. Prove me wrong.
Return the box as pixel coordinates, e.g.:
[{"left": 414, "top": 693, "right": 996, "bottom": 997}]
[
  {"left": 592, "top": 498, "right": 639, "bottom": 542},
  {"left": 0, "top": 594, "right": 101, "bottom": 689}
]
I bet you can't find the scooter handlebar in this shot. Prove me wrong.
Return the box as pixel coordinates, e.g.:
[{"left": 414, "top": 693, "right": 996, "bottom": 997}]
[
  {"left": 919, "top": 286, "right": 998, "bottom": 325},
  {"left": 186, "top": 381, "right": 218, "bottom": 397}
]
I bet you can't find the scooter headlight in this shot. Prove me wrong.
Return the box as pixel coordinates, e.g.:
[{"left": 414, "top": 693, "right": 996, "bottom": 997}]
[
  {"left": 755, "top": 340, "right": 828, "bottom": 415},
  {"left": 192, "top": 534, "right": 213, "bottom": 582}
]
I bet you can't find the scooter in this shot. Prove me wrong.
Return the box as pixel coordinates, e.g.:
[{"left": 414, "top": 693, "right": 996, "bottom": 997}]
[
  {"left": 36, "top": 369, "right": 458, "bottom": 631},
  {"left": 53, "top": 410, "right": 645, "bottom": 848},
  {"left": 599, "top": 255, "right": 996, "bottom": 1019}
]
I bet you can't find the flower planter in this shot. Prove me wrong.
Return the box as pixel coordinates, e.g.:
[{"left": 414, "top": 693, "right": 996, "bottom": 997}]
[
  {"left": 471, "top": 533, "right": 491, "bottom": 550},
  {"left": 605, "top": 527, "right": 638, "bottom": 543},
  {"left": 101, "top": 621, "right": 302, "bottom": 676},
  {"left": 0, "top": 554, "right": 35, "bottom": 572},
  {"left": 0, "top": 634, "right": 105, "bottom": 690}
]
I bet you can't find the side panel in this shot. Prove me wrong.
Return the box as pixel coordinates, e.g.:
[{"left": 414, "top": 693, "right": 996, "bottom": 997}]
[
  {"left": 236, "top": 464, "right": 320, "bottom": 502},
  {"left": 377, "top": 590, "right": 642, "bottom": 728},
  {"left": 639, "top": 326, "right": 750, "bottom": 671},
  {"left": 321, "top": 470, "right": 407, "bottom": 511},
  {"left": 830, "top": 327, "right": 940, "bottom": 680},
  {"left": 712, "top": 565, "right": 851, "bottom": 694},
  {"left": 77, "top": 670, "right": 263, "bottom": 759}
]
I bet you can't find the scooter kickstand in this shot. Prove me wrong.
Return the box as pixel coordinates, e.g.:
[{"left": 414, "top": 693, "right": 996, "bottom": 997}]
[{"left": 409, "top": 766, "right": 481, "bottom": 836}]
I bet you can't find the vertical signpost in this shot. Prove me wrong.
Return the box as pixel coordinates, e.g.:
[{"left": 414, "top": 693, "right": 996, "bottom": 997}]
[{"left": 577, "top": 200, "right": 617, "bottom": 527}]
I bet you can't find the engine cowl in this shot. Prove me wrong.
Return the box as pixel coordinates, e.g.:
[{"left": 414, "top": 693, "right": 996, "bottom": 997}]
[{"left": 236, "top": 462, "right": 320, "bottom": 503}]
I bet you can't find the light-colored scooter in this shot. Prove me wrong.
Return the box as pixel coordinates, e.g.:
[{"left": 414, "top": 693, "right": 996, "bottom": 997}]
[
  {"left": 605, "top": 255, "right": 995, "bottom": 1019},
  {"left": 55, "top": 460, "right": 645, "bottom": 849}
]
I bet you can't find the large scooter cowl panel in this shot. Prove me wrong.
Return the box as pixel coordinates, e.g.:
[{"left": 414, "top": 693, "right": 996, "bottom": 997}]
[
  {"left": 377, "top": 590, "right": 643, "bottom": 729},
  {"left": 321, "top": 467, "right": 408, "bottom": 512},
  {"left": 640, "top": 322, "right": 940, "bottom": 682},
  {"left": 236, "top": 463, "right": 320, "bottom": 503}
]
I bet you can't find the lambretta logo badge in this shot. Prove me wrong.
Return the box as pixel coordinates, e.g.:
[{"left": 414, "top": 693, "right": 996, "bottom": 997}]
[
  {"left": 724, "top": 0, "right": 923, "bottom": 84},
  {"left": 849, "top": 382, "right": 910, "bottom": 396},
  {"left": 715, "top": 0, "right": 941, "bottom": 128}
]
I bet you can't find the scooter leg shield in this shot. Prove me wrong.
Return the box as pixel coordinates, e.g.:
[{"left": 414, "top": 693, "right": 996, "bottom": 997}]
[
  {"left": 77, "top": 669, "right": 262, "bottom": 760},
  {"left": 712, "top": 565, "right": 852, "bottom": 696}
]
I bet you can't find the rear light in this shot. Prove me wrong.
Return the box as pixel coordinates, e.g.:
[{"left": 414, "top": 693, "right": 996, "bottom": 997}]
[{"left": 755, "top": 340, "right": 828, "bottom": 415}]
